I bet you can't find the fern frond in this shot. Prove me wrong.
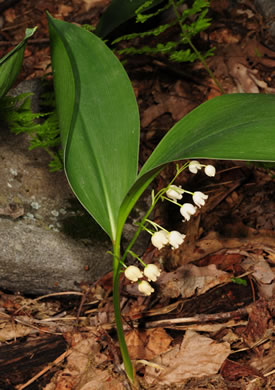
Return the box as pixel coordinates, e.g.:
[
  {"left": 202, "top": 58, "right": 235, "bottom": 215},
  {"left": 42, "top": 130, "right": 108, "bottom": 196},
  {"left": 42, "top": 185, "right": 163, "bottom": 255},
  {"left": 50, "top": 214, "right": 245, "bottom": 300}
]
[
  {"left": 0, "top": 92, "right": 63, "bottom": 171},
  {"left": 113, "top": 0, "right": 214, "bottom": 65}
]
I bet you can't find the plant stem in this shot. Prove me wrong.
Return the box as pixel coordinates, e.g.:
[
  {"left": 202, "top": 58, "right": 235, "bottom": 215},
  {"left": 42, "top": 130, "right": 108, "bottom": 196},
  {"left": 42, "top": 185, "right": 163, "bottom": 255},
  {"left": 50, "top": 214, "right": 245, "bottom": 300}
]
[
  {"left": 112, "top": 163, "right": 190, "bottom": 384},
  {"left": 186, "top": 38, "right": 224, "bottom": 94},
  {"left": 169, "top": 0, "right": 224, "bottom": 94},
  {"left": 112, "top": 239, "right": 134, "bottom": 383}
]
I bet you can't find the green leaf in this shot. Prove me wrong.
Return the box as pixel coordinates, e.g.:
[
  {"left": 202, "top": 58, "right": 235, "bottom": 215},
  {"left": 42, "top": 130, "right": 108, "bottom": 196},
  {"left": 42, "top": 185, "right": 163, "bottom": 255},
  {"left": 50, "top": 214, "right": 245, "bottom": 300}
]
[
  {"left": 231, "top": 277, "right": 247, "bottom": 286},
  {"left": 118, "top": 93, "right": 275, "bottom": 231},
  {"left": 0, "top": 27, "right": 37, "bottom": 98},
  {"left": 139, "top": 93, "right": 275, "bottom": 176},
  {"left": 47, "top": 14, "right": 140, "bottom": 239},
  {"left": 95, "top": 0, "right": 163, "bottom": 38}
]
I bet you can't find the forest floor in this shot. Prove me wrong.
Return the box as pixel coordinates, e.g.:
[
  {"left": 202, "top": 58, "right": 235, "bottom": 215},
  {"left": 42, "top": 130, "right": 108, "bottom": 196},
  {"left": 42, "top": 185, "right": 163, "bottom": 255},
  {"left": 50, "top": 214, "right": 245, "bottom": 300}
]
[{"left": 0, "top": 0, "right": 274, "bottom": 389}]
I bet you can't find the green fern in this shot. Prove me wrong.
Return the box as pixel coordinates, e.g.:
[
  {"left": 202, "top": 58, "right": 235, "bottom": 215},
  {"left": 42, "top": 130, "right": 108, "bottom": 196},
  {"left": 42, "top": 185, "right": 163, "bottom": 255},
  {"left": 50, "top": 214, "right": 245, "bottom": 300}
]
[
  {"left": 0, "top": 92, "right": 63, "bottom": 172},
  {"left": 112, "top": 0, "right": 213, "bottom": 64}
]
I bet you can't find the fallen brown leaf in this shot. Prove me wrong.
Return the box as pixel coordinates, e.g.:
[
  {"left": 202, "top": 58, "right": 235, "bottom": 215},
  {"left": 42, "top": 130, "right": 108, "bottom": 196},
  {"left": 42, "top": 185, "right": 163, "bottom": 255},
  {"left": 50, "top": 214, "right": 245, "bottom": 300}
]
[
  {"left": 243, "top": 299, "right": 272, "bottom": 348},
  {"left": 125, "top": 328, "right": 172, "bottom": 360},
  {"left": 44, "top": 332, "right": 124, "bottom": 390},
  {"left": 221, "top": 359, "right": 262, "bottom": 381},
  {"left": 158, "top": 263, "right": 231, "bottom": 299},
  {"left": 242, "top": 257, "right": 275, "bottom": 299},
  {"left": 145, "top": 330, "right": 231, "bottom": 385}
]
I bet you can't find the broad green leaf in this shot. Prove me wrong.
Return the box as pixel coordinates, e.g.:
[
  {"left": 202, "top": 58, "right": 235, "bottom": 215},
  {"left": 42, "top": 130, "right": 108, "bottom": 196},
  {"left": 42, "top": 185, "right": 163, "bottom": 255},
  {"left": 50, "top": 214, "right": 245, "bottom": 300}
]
[
  {"left": 0, "top": 27, "right": 37, "bottom": 98},
  {"left": 140, "top": 93, "right": 275, "bottom": 176},
  {"left": 95, "top": 0, "right": 163, "bottom": 38},
  {"left": 47, "top": 14, "right": 140, "bottom": 239},
  {"left": 118, "top": 93, "right": 275, "bottom": 232}
]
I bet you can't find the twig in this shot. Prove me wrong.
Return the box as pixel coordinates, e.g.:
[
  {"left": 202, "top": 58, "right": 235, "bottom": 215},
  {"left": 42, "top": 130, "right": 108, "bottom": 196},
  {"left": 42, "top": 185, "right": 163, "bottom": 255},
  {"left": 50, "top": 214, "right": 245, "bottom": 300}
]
[
  {"left": 14, "top": 291, "right": 83, "bottom": 315},
  {"left": 145, "top": 307, "right": 248, "bottom": 328},
  {"left": 16, "top": 348, "right": 72, "bottom": 390}
]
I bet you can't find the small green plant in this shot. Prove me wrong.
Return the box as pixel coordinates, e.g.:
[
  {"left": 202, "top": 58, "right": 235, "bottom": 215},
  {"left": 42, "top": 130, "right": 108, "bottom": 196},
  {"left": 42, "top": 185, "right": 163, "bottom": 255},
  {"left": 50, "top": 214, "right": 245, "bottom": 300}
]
[
  {"left": 113, "top": 0, "right": 213, "bottom": 62},
  {"left": 112, "top": 0, "right": 223, "bottom": 92},
  {"left": 2, "top": 14, "right": 275, "bottom": 388},
  {"left": 47, "top": 14, "right": 275, "bottom": 386},
  {"left": 0, "top": 92, "right": 63, "bottom": 171}
]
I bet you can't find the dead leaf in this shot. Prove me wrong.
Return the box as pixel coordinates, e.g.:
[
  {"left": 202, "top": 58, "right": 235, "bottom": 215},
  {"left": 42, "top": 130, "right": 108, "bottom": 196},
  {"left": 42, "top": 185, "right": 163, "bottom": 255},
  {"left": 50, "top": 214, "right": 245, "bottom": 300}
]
[
  {"left": 242, "top": 257, "right": 275, "bottom": 299},
  {"left": 145, "top": 330, "right": 231, "bottom": 384},
  {"left": 243, "top": 299, "right": 272, "bottom": 348},
  {"left": 77, "top": 372, "right": 124, "bottom": 390},
  {"left": 221, "top": 359, "right": 262, "bottom": 381},
  {"left": 250, "top": 346, "right": 275, "bottom": 374},
  {"left": 170, "top": 228, "right": 275, "bottom": 267},
  {"left": 82, "top": 0, "right": 109, "bottom": 11},
  {"left": 158, "top": 263, "right": 231, "bottom": 298},
  {"left": 209, "top": 27, "right": 241, "bottom": 44},
  {"left": 57, "top": 5, "right": 73, "bottom": 17},
  {"left": 125, "top": 328, "right": 172, "bottom": 360},
  {"left": 141, "top": 95, "right": 195, "bottom": 127},
  {"left": 228, "top": 62, "right": 275, "bottom": 93},
  {"left": 45, "top": 332, "right": 122, "bottom": 390},
  {"left": 4, "top": 8, "right": 17, "bottom": 23},
  {"left": 0, "top": 320, "right": 35, "bottom": 341}
]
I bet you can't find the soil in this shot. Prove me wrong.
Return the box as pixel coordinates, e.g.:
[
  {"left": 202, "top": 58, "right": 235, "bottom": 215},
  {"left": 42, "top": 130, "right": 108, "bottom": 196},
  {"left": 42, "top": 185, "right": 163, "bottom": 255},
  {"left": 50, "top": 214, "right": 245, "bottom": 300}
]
[{"left": 0, "top": 1, "right": 274, "bottom": 389}]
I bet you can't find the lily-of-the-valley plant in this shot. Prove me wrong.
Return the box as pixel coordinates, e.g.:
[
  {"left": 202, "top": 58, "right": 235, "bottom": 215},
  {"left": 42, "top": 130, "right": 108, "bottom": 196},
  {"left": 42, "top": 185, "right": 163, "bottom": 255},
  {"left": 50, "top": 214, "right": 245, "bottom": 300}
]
[
  {"left": 3, "top": 13, "right": 274, "bottom": 386},
  {"left": 46, "top": 14, "right": 275, "bottom": 384},
  {"left": 0, "top": 14, "right": 275, "bottom": 383}
]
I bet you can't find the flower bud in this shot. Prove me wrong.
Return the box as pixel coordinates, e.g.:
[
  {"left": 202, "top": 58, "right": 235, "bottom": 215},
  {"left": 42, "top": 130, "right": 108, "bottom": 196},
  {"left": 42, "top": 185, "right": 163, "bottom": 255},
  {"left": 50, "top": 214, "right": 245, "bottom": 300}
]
[
  {"left": 144, "top": 264, "right": 161, "bottom": 282},
  {"left": 138, "top": 280, "right": 154, "bottom": 296},
  {"left": 204, "top": 165, "right": 216, "bottom": 177},
  {"left": 151, "top": 230, "right": 169, "bottom": 250},
  {"left": 125, "top": 266, "right": 143, "bottom": 282},
  {"left": 188, "top": 160, "right": 202, "bottom": 174},
  {"left": 166, "top": 185, "right": 184, "bottom": 201},
  {"left": 180, "top": 203, "right": 197, "bottom": 221},
  {"left": 168, "top": 230, "right": 186, "bottom": 250},
  {"left": 193, "top": 191, "right": 208, "bottom": 208}
]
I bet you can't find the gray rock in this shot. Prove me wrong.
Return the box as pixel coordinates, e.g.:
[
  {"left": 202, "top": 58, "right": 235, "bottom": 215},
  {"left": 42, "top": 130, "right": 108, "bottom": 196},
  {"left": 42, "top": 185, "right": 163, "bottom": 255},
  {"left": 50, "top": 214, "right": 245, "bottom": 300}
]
[
  {"left": 0, "top": 81, "right": 150, "bottom": 295},
  {"left": 0, "top": 218, "right": 112, "bottom": 295},
  {"left": 0, "top": 121, "right": 114, "bottom": 294}
]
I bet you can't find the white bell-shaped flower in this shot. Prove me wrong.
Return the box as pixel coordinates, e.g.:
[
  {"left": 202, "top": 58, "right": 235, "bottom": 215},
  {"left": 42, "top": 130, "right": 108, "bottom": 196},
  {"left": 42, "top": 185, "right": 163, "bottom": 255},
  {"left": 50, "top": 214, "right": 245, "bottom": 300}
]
[
  {"left": 151, "top": 230, "right": 169, "bottom": 250},
  {"left": 138, "top": 280, "right": 154, "bottom": 296},
  {"left": 125, "top": 266, "right": 143, "bottom": 282},
  {"left": 180, "top": 203, "right": 197, "bottom": 221},
  {"left": 144, "top": 264, "right": 161, "bottom": 282},
  {"left": 204, "top": 165, "right": 216, "bottom": 177},
  {"left": 166, "top": 185, "right": 184, "bottom": 201},
  {"left": 193, "top": 191, "right": 208, "bottom": 208},
  {"left": 188, "top": 160, "right": 202, "bottom": 174},
  {"left": 168, "top": 230, "right": 186, "bottom": 250}
]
